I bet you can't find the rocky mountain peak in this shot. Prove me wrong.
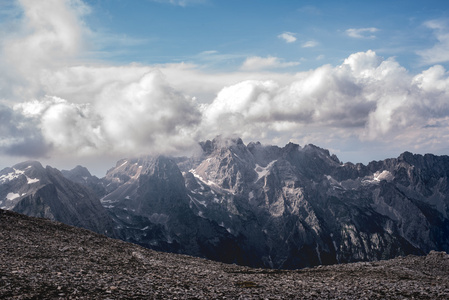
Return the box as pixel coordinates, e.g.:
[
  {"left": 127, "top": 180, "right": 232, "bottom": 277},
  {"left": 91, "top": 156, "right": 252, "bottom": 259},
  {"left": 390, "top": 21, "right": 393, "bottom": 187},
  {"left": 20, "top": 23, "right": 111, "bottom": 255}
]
[
  {"left": 1, "top": 161, "right": 116, "bottom": 237},
  {"left": 62, "top": 165, "right": 92, "bottom": 178},
  {"left": 200, "top": 136, "right": 245, "bottom": 154}
]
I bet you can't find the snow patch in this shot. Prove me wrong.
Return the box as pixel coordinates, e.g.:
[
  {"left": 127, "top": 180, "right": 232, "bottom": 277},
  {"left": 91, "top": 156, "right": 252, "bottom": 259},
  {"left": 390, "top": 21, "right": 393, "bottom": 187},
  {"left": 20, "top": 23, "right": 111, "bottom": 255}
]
[
  {"left": 6, "top": 192, "right": 20, "bottom": 200},
  {"left": 26, "top": 176, "right": 39, "bottom": 184},
  {"left": 254, "top": 160, "right": 277, "bottom": 182},
  {"left": 374, "top": 170, "right": 394, "bottom": 182},
  {"left": 188, "top": 195, "right": 207, "bottom": 208},
  {"left": 0, "top": 169, "right": 25, "bottom": 183},
  {"left": 363, "top": 170, "right": 394, "bottom": 184},
  {"left": 189, "top": 169, "right": 235, "bottom": 194}
]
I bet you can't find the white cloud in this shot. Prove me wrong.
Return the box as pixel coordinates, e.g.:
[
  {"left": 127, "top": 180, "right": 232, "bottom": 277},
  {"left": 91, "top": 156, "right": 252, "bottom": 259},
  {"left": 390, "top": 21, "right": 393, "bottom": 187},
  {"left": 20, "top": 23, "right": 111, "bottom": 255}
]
[
  {"left": 302, "top": 40, "right": 318, "bottom": 48},
  {"left": 0, "top": 0, "right": 90, "bottom": 100},
  {"left": 346, "top": 27, "right": 379, "bottom": 39},
  {"left": 417, "top": 20, "right": 449, "bottom": 65},
  {"left": 13, "top": 71, "right": 202, "bottom": 157},
  {"left": 240, "top": 56, "right": 300, "bottom": 71},
  {"left": 202, "top": 50, "right": 449, "bottom": 157},
  {"left": 150, "top": 0, "right": 207, "bottom": 7},
  {"left": 200, "top": 50, "right": 218, "bottom": 55},
  {"left": 278, "top": 32, "right": 297, "bottom": 43}
]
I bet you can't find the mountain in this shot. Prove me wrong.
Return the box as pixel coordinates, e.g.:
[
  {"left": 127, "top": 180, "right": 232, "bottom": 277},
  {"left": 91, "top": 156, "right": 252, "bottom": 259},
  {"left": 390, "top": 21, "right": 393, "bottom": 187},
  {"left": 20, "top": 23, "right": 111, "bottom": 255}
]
[
  {"left": 0, "top": 161, "right": 116, "bottom": 237},
  {"left": 99, "top": 155, "right": 245, "bottom": 264},
  {"left": 61, "top": 165, "right": 106, "bottom": 198},
  {"left": 3, "top": 208, "right": 449, "bottom": 299},
  {"left": 3, "top": 136, "right": 449, "bottom": 269},
  {"left": 98, "top": 136, "right": 449, "bottom": 269}
]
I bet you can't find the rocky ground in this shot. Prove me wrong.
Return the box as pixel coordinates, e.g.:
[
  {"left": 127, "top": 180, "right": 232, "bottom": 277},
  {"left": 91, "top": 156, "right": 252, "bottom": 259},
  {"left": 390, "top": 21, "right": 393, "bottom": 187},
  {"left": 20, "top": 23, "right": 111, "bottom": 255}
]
[{"left": 1, "top": 209, "right": 449, "bottom": 299}]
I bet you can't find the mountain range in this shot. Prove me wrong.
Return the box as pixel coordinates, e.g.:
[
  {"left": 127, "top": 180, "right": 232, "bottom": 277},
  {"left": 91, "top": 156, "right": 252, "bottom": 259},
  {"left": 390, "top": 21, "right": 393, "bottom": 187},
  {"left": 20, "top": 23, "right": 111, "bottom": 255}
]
[{"left": 2, "top": 136, "right": 449, "bottom": 269}]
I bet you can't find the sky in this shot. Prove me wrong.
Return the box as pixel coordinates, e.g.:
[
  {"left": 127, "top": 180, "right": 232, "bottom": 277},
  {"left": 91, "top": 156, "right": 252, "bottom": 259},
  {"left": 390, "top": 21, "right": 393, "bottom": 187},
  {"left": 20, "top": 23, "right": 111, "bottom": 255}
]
[{"left": 1, "top": 0, "right": 449, "bottom": 176}]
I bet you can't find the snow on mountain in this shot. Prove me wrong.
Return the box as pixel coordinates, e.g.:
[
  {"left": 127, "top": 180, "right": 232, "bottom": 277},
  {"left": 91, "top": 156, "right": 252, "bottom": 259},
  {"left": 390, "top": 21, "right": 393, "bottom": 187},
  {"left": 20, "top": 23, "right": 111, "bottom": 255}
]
[{"left": 0, "top": 161, "right": 116, "bottom": 237}]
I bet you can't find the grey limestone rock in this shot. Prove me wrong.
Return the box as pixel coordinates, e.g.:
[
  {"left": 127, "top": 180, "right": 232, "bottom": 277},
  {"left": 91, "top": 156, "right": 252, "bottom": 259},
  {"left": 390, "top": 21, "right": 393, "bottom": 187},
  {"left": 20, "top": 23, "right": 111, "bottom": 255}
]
[{"left": 0, "top": 161, "right": 116, "bottom": 238}]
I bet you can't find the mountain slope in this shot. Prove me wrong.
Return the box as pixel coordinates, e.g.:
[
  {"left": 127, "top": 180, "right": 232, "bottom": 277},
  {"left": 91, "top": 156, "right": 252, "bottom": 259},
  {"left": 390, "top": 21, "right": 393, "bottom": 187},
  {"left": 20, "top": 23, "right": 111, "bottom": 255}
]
[
  {"left": 0, "top": 161, "right": 116, "bottom": 237},
  {"left": 100, "top": 155, "right": 245, "bottom": 264}
]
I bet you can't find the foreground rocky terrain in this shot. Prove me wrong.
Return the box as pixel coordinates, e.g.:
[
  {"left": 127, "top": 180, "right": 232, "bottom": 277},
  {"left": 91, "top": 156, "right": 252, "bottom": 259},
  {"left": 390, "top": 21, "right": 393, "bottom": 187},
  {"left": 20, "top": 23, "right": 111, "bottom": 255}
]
[{"left": 2, "top": 209, "right": 449, "bottom": 299}]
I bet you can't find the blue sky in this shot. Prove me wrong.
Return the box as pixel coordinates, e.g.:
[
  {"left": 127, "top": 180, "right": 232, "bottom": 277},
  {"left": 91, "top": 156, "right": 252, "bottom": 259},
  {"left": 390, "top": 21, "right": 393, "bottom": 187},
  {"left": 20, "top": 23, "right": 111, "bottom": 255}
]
[
  {"left": 1, "top": 0, "right": 449, "bottom": 175},
  {"left": 81, "top": 0, "right": 449, "bottom": 70}
]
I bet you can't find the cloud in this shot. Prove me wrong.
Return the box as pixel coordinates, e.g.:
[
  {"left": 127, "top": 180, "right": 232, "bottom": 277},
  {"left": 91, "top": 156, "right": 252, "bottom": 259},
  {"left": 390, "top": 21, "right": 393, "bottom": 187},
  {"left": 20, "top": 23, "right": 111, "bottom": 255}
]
[
  {"left": 417, "top": 20, "right": 449, "bottom": 65},
  {"left": 0, "top": 0, "right": 90, "bottom": 100},
  {"left": 302, "top": 40, "right": 318, "bottom": 48},
  {"left": 201, "top": 50, "right": 449, "bottom": 153},
  {"left": 0, "top": 103, "right": 50, "bottom": 157},
  {"left": 149, "top": 0, "right": 207, "bottom": 7},
  {"left": 11, "top": 71, "right": 202, "bottom": 158},
  {"left": 0, "top": 1, "right": 202, "bottom": 158},
  {"left": 200, "top": 50, "right": 218, "bottom": 55},
  {"left": 345, "top": 27, "right": 379, "bottom": 39},
  {"left": 240, "top": 56, "right": 300, "bottom": 71},
  {"left": 278, "top": 32, "right": 297, "bottom": 43}
]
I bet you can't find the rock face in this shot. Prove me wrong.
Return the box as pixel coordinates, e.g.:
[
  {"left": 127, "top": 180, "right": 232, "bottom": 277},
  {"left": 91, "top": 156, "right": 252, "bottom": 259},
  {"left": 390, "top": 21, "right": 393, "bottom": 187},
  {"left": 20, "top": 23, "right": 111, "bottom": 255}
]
[
  {"left": 2, "top": 209, "right": 449, "bottom": 299},
  {"left": 61, "top": 165, "right": 106, "bottom": 198},
  {"left": 0, "top": 161, "right": 116, "bottom": 237},
  {"left": 100, "top": 155, "right": 245, "bottom": 264},
  {"left": 100, "top": 136, "right": 449, "bottom": 269}
]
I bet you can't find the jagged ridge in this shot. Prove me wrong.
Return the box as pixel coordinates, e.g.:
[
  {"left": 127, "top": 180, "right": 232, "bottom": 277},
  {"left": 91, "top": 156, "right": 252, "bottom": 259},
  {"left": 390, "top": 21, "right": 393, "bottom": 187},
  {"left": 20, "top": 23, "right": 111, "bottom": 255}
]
[{"left": 2, "top": 137, "right": 449, "bottom": 269}]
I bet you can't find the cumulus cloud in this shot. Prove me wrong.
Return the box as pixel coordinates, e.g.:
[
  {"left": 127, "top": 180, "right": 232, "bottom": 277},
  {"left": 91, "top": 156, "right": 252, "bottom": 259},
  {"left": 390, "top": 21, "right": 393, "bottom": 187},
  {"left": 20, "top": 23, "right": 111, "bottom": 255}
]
[
  {"left": 0, "top": 1, "right": 201, "bottom": 159},
  {"left": 0, "top": 0, "right": 90, "bottom": 100},
  {"left": 278, "top": 32, "right": 297, "bottom": 43},
  {"left": 11, "top": 72, "right": 202, "bottom": 158},
  {"left": 346, "top": 27, "right": 379, "bottom": 39},
  {"left": 201, "top": 50, "right": 449, "bottom": 154},
  {"left": 0, "top": 103, "right": 50, "bottom": 157},
  {"left": 240, "top": 56, "right": 300, "bottom": 71},
  {"left": 417, "top": 20, "right": 449, "bottom": 65}
]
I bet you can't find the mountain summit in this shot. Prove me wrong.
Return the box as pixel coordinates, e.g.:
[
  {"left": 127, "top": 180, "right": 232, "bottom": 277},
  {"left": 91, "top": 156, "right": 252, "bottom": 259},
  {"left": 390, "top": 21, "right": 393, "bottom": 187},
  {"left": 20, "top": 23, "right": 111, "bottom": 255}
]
[{"left": 0, "top": 161, "right": 115, "bottom": 237}]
